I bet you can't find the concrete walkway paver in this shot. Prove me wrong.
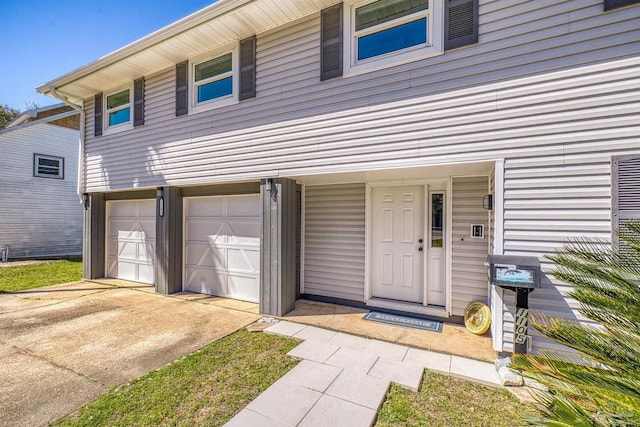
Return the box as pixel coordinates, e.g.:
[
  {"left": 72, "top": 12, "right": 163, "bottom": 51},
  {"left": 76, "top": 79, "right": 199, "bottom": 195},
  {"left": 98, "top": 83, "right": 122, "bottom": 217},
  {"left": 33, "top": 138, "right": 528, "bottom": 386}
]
[{"left": 226, "top": 320, "right": 502, "bottom": 427}]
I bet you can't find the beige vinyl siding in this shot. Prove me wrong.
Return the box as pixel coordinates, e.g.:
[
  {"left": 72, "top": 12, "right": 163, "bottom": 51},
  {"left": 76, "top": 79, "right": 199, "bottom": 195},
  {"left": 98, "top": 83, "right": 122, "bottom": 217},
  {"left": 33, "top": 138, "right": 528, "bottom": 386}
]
[
  {"left": 451, "top": 177, "right": 490, "bottom": 316},
  {"left": 0, "top": 124, "right": 82, "bottom": 259},
  {"left": 81, "top": 0, "right": 640, "bottom": 354},
  {"left": 303, "top": 184, "right": 365, "bottom": 302},
  {"left": 501, "top": 159, "right": 613, "bottom": 354}
]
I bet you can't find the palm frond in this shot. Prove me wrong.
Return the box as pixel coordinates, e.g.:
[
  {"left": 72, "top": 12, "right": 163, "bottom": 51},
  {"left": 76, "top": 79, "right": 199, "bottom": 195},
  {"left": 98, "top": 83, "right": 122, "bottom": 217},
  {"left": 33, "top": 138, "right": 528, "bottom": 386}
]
[{"left": 510, "top": 220, "right": 640, "bottom": 426}]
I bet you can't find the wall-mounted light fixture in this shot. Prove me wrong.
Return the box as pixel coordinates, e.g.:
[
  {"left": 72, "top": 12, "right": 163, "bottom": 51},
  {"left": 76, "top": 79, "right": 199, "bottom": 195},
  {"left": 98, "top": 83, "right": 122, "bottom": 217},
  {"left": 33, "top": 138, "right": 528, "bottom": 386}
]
[
  {"left": 82, "top": 193, "right": 90, "bottom": 210},
  {"left": 483, "top": 194, "right": 493, "bottom": 211},
  {"left": 157, "top": 187, "right": 165, "bottom": 217},
  {"left": 265, "top": 178, "right": 278, "bottom": 202}
]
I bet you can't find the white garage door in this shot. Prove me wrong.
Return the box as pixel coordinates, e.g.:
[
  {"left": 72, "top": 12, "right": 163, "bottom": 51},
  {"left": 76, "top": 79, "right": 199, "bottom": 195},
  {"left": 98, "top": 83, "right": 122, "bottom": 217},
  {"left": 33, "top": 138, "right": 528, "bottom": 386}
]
[
  {"left": 106, "top": 200, "right": 156, "bottom": 284},
  {"left": 184, "top": 195, "right": 260, "bottom": 302}
]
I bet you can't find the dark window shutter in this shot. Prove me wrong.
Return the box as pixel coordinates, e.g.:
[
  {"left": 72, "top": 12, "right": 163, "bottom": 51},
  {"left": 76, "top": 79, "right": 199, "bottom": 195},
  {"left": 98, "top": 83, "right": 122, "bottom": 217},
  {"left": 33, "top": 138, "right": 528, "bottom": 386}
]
[
  {"left": 239, "top": 36, "right": 257, "bottom": 101},
  {"left": 445, "top": 0, "right": 478, "bottom": 50},
  {"left": 612, "top": 155, "right": 640, "bottom": 236},
  {"left": 605, "top": 0, "right": 640, "bottom": 10},
  {"left": 321, "top": 3, "right": 343, "bottom": 81},
  {"left": 133, "top": 77, "right": 145, "bottom": 127},
  {"left": 175, "top": 61, "right": 188, "bottom": 116},
  {"left": 94, "top": 93, "right": 103, "bottom": 137}
]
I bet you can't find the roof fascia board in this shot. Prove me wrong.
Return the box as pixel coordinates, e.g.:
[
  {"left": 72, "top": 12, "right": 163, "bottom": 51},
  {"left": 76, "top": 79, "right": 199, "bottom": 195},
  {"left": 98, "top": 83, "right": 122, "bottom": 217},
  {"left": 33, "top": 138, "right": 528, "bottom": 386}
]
[
  {"left": 0, "top": 110, "right": 79, "bottom": 136},
  {"left": 36, "top": 0, "right": 255, "bottom": 95},
  {"left": 5, "top": 103, "right": 67, "bottom": 128}
]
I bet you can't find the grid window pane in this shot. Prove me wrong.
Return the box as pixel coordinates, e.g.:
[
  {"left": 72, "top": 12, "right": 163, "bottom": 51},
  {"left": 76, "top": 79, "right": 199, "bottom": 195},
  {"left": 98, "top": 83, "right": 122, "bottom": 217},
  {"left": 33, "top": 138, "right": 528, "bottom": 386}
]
[
  {"left": 195, "top": 54, "right": 232, "bottom": 82},
  {"left": 197, "top": 77, "right": 233, "bottom": 102},
  {"left": 109, "top": 107, "right": 131, "bottom": 126},
  {"left": 106, "top": 90, "right": 130, "bottom": 109},
  {"left": 357, "top": 18, "right": 427, "bottom": 60},
  {"left": 356, "top": 0, "right": 428, "bottom": 31}
]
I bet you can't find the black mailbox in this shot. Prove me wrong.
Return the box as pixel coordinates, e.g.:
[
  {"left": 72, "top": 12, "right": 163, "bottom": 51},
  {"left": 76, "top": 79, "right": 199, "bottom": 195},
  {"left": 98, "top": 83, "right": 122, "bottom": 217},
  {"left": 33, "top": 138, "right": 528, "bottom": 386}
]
[
  {"left": 489, "top": 255, "right": 541, "bottom": 290},
  {"left": 488, "top": 255, "right": 541, "bottom": 354}
]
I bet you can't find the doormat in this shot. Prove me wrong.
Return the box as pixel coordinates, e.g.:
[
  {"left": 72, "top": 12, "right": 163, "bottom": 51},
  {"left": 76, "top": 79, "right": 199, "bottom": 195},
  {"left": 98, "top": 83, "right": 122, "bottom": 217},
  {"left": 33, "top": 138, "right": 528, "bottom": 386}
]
[{"left": 363, "top": 311, "right": 443, "bottom": 333}]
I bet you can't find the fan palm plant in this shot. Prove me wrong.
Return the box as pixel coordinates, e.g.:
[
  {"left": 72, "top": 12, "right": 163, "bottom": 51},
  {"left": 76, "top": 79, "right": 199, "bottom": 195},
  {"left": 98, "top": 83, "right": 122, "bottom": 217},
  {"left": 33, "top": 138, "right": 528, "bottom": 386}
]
[{"left": 511, "top": 220, "right": 640, "bottom": 426}]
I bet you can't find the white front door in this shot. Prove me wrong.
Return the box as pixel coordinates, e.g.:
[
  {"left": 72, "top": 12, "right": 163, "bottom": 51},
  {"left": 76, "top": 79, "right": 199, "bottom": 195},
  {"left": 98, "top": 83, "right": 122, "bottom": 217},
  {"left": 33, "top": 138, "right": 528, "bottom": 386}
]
[{"left": 372, "top": 186, "right": 424, "bottom": 303}]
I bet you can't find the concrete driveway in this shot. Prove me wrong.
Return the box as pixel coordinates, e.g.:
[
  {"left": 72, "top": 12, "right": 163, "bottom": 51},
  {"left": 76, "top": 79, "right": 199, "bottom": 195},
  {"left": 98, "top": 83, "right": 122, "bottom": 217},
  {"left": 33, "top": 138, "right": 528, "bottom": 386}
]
[{"left": 0, "top": 281, "right": 260, "bottom": 426}]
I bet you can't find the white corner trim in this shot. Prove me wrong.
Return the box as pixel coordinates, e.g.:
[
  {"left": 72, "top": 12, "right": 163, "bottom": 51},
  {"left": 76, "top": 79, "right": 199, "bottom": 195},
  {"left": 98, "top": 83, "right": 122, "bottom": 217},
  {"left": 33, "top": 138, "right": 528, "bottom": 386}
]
[
  {"left": 300, "top": 185, "right": 306, "bottom": 294},
  {"left": 364, "top": 183, "right": 372, "bottom": 303},
  {"left": 445, "top": 178, "right": 453, "bottom": 316},
  {"left": 492, "top": 159, "right": 505, "bottom": 352}
]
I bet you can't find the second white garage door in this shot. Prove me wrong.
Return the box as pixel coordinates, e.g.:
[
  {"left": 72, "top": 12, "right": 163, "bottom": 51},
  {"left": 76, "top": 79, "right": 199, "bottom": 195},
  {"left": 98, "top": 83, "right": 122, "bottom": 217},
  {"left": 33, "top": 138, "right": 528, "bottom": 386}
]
[{"left": 184, "top": 195, "right": 260, "bottom": 302}]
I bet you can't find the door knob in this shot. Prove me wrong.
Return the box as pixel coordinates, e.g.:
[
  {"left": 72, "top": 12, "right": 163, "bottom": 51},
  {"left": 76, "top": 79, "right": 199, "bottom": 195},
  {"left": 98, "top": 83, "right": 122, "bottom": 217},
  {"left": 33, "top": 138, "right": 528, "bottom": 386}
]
[
  {"left": 418, "top": 247, "right": 423, "bottom": 252},
  {"left": 418, "top": 238, "right": 423, "bottom": 243}
]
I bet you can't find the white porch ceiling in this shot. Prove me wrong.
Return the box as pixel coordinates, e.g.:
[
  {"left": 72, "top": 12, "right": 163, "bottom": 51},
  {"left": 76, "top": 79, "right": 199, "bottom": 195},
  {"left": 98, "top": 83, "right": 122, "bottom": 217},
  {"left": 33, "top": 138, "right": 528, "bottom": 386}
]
[
  {"left": 290, "top": 161, "right": 497, "bottom": 185},
  {"left": 37, "top": 0, "right": 340, "bottom": 104}
]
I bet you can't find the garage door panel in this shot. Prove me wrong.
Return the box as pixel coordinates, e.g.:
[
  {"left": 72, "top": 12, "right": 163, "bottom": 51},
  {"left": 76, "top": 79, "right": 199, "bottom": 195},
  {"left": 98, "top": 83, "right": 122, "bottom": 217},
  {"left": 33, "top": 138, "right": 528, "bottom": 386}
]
[
  {"left": 228, "top": 196, "right": 260, "bottom": 216},
  {"left": 186, "top": 198, "right": 225, "bottom": 217},
  {"left": 137, "top": 243, "right": 155, "bottom": 262},
  {"left": 108, "top": 220, "right": 156, "bottom": 240},
  {"left": 116, "top": 261, "right": 138, "bottom": 282},
  {"left": 185, "top": 267, "right": 225, "bottom": 295},
  {"left": 227, "top": 248, "right": 259, "bottom": 273},
  {"left": 138, "top": 263, "right": 155, "bottom": 284},
  {"left": 186, "top": 244, "right": 226, "bottom": 269},
  {"left": 184, "top": 195, "right": 260, "bottom": 302},
  {"left": 138, "top": 201, "right": 156, "bottom": 217},
  {"left": 226, "top": 221, "right": 260, "bottom": 243},
  {"left": 106, "top": 200, "right": 156, "bottom": 285},
  {"left": 228, "top": 274, "right": 259, "bottom": 302},
  {"left": 107, "top": 238, "right": 118, "bottom": 257},
  {"left": 106, "top": 257, "right": 117, "bottom": 277},
  {"left": 108, "top": 202, "right": 138, "bottom": 217},
  {"left": 186, "top": 220, "right": 225, "bottom": 243}
]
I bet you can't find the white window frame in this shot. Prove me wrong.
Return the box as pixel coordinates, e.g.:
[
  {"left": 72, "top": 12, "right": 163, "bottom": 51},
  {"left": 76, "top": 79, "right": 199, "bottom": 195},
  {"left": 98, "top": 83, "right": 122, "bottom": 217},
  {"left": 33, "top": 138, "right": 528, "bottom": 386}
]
[
  {"left": 343, "top": 0, "right": 444, "bottom": 77},
  {"left": 188, "top": 43, "right": 239, "bottom": 115},
  {"left": 33, "top": 153, "right": 64, "bottom": 179},
  {"left": 103, "top": 84, "right": 133, "bottom": 134}
]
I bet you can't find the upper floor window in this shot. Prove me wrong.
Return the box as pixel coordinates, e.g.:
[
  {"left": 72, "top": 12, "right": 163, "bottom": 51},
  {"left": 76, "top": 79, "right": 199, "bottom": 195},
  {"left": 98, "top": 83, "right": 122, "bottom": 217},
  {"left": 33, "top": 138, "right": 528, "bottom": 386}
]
[
  {"left": 105, "top": 87, "right": 132, "bottom": 132},
  {"left": 344, "top": 0, "right": 443, "bottom": 76},
  {"left": 189, "top": 46, "right": 239, "bottom": 114},
  {"left": 33, "top": 154, "right": 64, "bottom": 179}
]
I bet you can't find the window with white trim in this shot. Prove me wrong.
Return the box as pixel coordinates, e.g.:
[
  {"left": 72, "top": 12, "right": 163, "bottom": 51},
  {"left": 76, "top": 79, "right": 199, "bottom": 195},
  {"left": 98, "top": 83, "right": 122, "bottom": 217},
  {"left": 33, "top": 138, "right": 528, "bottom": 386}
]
[
  {"left": 344, "top": 0, "right": 443, "bottom": 76},
  {"left": 104, "top": 86, "right": 132, "bottom": 131},
  {"left": 189, "top": 46, "right": 238, "bottom": 114},
  {"left": 33, "top": 154, "right": 64, "bottom": 179}
]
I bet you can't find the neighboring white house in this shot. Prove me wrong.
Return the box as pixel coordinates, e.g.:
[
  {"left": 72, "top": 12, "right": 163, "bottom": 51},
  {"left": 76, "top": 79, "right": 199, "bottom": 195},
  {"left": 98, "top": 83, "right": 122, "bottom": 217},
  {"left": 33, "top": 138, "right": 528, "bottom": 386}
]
[
  {"left": 0, "top": 104, "right": 82, "bottom": 259},
  {"left": 37, "top": 0, "right": 640, "bottom": 356}
]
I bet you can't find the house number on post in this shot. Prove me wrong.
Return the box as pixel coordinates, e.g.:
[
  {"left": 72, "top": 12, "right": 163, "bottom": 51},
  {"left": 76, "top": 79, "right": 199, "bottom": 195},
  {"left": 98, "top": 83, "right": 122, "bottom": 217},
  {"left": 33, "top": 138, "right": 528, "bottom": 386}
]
[
  {"left": 514, "top": 307, "right": 528, "bottom": 347},
  {"left": 514, "top": 289, "right": 531, "bottom": 354}
]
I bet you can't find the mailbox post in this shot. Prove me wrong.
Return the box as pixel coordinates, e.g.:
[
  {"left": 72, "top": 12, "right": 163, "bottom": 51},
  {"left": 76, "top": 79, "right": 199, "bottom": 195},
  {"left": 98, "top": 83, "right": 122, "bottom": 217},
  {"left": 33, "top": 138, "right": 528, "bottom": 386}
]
[{"left": 489, "top": 255, "right": 541, "bottom": 354}]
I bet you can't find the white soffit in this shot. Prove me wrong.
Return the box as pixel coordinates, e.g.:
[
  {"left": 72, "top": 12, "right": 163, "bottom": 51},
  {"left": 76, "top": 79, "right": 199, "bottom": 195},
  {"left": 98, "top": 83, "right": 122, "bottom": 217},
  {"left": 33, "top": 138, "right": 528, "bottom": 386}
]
[{"left": 38, "top": 0, "right": 340, "bottom": 104}]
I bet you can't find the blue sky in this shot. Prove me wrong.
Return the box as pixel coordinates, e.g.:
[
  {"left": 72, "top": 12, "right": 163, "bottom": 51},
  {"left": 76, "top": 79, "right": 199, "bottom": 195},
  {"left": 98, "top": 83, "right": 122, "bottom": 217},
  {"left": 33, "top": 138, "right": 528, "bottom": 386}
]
[{"left": 1, "top": 0, "right": 215, "bottom": 110}]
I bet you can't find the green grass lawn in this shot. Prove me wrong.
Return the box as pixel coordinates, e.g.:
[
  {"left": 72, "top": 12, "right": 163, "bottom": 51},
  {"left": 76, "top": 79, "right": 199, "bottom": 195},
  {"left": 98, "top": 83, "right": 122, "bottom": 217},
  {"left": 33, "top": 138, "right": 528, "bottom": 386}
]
[
  {"left": 55, "top": 329, "right": 300, "bottom": 427},
  {"left": 0, "top": 258, "right": 83, "bottom": 293},
  {"left": 52, "top": 327, "right": 532, "bottom": 427},
  {"left": 376, "top": 370, "right": 534, "bottom": 426}
]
